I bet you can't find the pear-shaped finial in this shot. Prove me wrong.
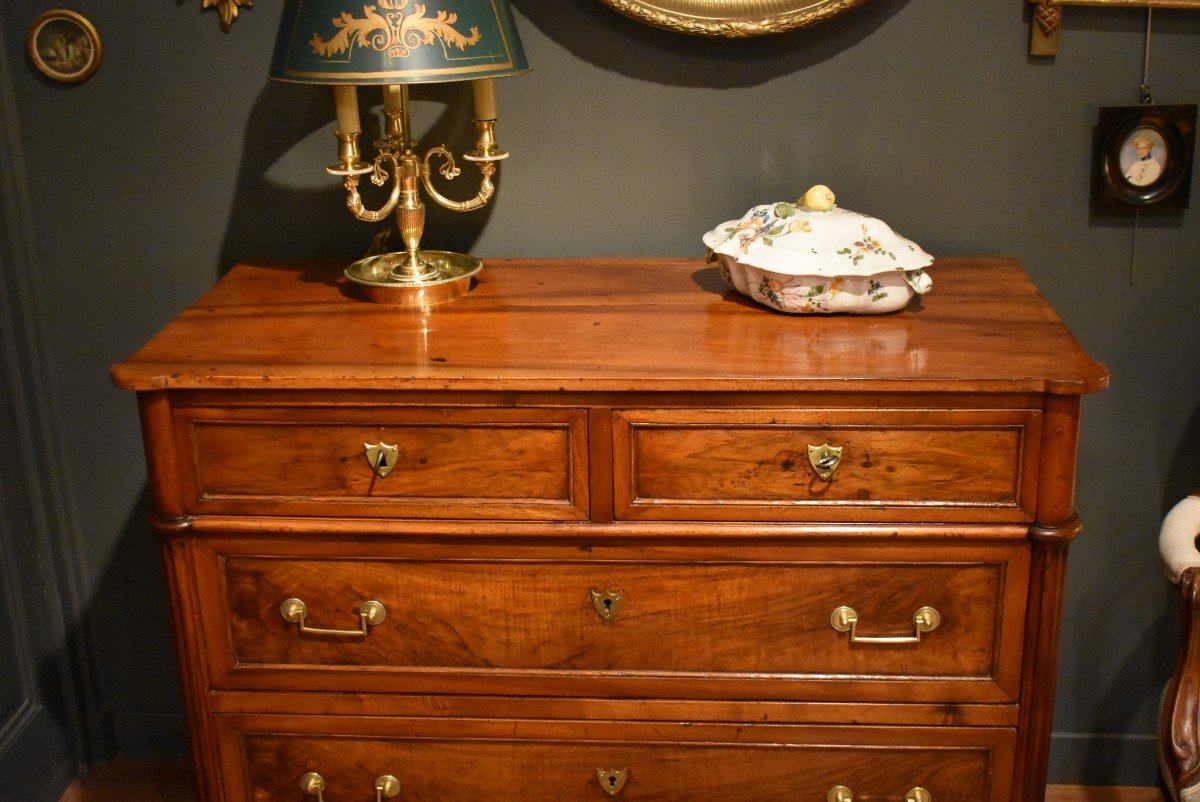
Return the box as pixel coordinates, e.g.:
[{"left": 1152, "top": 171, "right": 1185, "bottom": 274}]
[{"left": 800, "top": 185, "right": 836, "bottom": 212}]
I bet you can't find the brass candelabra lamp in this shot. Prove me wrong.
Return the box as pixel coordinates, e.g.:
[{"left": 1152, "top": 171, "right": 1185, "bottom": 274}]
[{"left": 269, "top": 0, "right": 529, "bottom": 306}]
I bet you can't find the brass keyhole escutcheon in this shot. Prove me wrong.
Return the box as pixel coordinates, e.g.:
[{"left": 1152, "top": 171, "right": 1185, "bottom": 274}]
[
  {"left": 364, "top": 441, "right": 399, "bottom": 479},
  {"left": 590, "top": 589, "right": 624, "bottom": 623},
  {"left": 596, "top": 767, "right": 628, "bottom": 796},
  {"left": 807, "top": 443, "right": 843, "bottom": 481}
]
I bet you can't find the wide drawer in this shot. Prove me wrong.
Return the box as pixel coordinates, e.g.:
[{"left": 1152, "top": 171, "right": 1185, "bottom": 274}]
[
  {"left": 194, "top": 537, "right": 1029, "bottom": 703},
  {"left": 214, "top": 715, "right": 1016, "bottom": 802},
  {"left": 613, "top": 409, "right": 1042, "bottom": 522},
  {"left": 173, "top": 406, "right": 589, "bottom": 520}
]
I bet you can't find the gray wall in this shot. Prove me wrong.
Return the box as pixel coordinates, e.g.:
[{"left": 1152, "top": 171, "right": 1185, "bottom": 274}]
[{"left": 2, "top": 0, "right": 1198, "bottom": 786}]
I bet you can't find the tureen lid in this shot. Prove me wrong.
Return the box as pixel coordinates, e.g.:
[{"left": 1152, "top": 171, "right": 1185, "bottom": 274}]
[{"left": 702, "top": 186, "right": 933, "bottom": 279}]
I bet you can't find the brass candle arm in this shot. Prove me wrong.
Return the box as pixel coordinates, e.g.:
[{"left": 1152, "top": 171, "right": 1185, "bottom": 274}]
[
  {"left": 421, "top": 149, "right": 496, "bottom": 213},
  {"left": 344, "top": 155, "right": 403, "bottom": 223}
]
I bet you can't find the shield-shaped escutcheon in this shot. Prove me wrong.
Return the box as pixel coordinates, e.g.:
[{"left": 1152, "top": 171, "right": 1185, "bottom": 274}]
[{"left": 363, "top": 441, "right": 399, "bottom": 478}]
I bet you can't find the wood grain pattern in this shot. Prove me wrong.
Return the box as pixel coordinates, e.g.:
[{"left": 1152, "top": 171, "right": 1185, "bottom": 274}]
[
  {"left": 111, "top": 258, "right": 1109, "bottom": 802},
  {"left": 218, "top": 716, "right": 1015, "bottom": 802},
  {"left": 110, "top": 258, "right": 1109, "bottom": 395},
  {"left": 1161, "top": 566, "right": 1200, "bottom": 797},
  {"left": 57, "top": 760, "right": 1161, "bottom": 802},
  {"left": 175, "top": 406, "right": 589, "bottom": 520},
  {"left": 194, "top": 537, "right": 1028, "bottom": 702},
  {"left": 615, "top": 407, "right": 1040, "bottom": 522}
]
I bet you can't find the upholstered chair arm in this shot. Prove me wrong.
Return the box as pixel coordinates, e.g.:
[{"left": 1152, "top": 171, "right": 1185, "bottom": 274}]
[
  {"left": 1159, "top": 492, "right": 1200, "bottom": 802},
  {"left": 1161, "top": 495, "right": 1200, "bottom": 585}
]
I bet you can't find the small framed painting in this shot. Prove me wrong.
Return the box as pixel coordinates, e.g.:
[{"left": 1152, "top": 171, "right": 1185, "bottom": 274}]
[
  {"left": 27, "top": 9, "right": 101, "bottom": 84},
  {"left": 1094, "top": 105, "right": 1196, "bottom": 210}
]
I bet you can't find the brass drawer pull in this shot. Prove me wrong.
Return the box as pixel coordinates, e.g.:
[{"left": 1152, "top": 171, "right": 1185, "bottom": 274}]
[
  {"left": 807, "top": 443, "right": 844, "bottom": 480},
  {"left": 828, "top": 787, "right": 931, "bottom": 802},
  {"left": 596, "top": 767, "right": 628, "bottom": 796},
  {"left": 830, "top": 605, "right": 941, "bottom": 644},
  {"left": 300, "top": 772, "right": 400, "bottom": 802},
  {"left": 364, "top": 441, "right": 399, "bottom": 479},
  {"left": 280, "top": 598, "right": 387, "bottom": 637},
  {"left": 590, "top": 589, "right": 624, "bottom": 623}
]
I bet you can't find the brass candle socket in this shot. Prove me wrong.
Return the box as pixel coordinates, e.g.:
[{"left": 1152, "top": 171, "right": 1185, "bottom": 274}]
[
  {"left": 326, "top": 132, "right": 373, "bottom": 176},
  {"left": 339, "top": 86, "right": 509, "bottom": 307}
]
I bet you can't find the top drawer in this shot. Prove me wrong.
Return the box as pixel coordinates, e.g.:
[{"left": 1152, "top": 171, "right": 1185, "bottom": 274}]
[
  {"left": 614, "top": 408, "right": 1041, "bottom": 523},
  {"left": 174, "top": 406, "right": 589, "bottom": 520}
]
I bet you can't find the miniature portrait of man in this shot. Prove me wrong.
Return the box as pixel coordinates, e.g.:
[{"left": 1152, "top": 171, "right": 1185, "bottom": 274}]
[{"left": 1122, "top": 129, "right": 1166, "bottom": 187}]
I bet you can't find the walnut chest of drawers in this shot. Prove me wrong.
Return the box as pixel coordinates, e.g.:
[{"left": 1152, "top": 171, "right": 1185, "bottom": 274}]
[{"left": 113, "top": 257, "right": 1108, "bottom": 802}]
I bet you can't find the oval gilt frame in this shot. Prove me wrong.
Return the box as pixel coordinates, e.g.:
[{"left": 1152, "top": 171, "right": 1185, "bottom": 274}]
[{"left": 595, "top": 0, "right": 870, "bottom": 36}]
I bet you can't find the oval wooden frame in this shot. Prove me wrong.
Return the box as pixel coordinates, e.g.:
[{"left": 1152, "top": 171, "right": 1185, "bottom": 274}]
[
  {"left": 1096, "top": 105, "right": 1195, "bottom": 210},
  {"left": 594, "top": 0, "right": 870, "bottom": 37},
  {"left": 26, "top": 9, "right": 102, "bottom": 84}
]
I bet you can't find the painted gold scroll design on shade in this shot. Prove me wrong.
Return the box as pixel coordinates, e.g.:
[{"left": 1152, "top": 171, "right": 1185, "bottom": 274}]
[
  {"left": 202, "top": 0, "right": 252, "bottom": 32},
  {"left": 594, "top": 0, "right": 869, "bottom": 37},
  {"left": 310, "top": 0, "right": 483, "bottom": 59}
]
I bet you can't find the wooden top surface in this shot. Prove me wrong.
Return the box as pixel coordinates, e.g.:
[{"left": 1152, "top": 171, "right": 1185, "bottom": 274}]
[{"left": 111, "top": 257, "right": 1109, "bottom": 394}]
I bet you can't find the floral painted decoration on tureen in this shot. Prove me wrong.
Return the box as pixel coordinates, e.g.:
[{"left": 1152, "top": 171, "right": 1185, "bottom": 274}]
[{"left": 702, "top": 187, "right": 933, "bottom": 288}]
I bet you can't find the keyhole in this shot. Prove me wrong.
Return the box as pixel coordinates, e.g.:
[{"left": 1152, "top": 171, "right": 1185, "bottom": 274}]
[
  {"left": 604, "top": 599, "right": 612, "bottom": 611},
  {"left": 608, "top": 776, "right": 617, "bottom": 789}
]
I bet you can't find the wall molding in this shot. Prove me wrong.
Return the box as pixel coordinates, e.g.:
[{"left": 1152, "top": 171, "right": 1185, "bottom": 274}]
[{"left": 0, "top": 4, "right": 105, "bottom": 770}]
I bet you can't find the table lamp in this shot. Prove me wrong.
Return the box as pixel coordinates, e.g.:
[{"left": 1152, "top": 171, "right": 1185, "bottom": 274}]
[{"left": 269, "top": 0, "right": 529, "bottom": 305}]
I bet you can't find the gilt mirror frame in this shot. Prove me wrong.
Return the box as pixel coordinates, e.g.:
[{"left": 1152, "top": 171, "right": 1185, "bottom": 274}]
[
  {"left": 594, "top": 0, "right": 870, "bottom": 37},
  {"left": 1029, "top": 0, "right": 1200, "bottom": 55}
]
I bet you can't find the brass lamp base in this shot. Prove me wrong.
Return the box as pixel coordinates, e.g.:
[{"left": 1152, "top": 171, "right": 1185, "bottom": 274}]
[{"left": 345, "top": 250, "right": 482, "bottom": 307}]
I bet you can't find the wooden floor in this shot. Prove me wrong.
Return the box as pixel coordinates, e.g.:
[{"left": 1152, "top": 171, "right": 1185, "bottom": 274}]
[{"left": 61, "top": 760, "right": 1165, "bottom": 801}]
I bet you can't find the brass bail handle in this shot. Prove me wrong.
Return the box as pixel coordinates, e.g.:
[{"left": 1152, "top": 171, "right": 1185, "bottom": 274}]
[
  {"left": 830, "top": 605, "right": 941, "bottom": 645},
  {"left": 828, "top": 787, "right": 932, "bottom": 802},
  {"left": 280, "top": 598, "right": 387, "bottom": 637},
  {"left": 300, "top": 773, "right": 400, "bottom": 802}
]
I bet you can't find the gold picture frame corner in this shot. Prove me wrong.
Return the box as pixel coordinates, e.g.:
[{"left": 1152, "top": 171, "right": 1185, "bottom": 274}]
[
  {"left": 594, "top": 0, "right": 871, "bottom": 37},
  {"left": 26, "top": 8, "right": 102, "bottom": 84}
]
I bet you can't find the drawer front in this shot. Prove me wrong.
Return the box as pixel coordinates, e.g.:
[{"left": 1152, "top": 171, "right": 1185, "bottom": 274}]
[
  {"left": 175, "top": 406, "right": 588, "bottom": 520},
  {"left": 614, "top": 409, "right": 1041, "bottom": 522},
  {"left": 196, "top": 538, "right": 1028, "bottom": 702},
  {"left": 216, "top": 715, "right": 1015, "bottom": 802}
]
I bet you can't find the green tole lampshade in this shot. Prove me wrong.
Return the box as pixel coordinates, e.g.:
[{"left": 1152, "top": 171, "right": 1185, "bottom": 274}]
[{"left": 269, "top": 0, "right": 530, "bottom": 85}]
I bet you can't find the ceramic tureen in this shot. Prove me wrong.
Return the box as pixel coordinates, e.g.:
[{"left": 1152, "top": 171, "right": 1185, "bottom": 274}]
[{"left": 702, "top": 185, "right": 933, "bottom": 314}]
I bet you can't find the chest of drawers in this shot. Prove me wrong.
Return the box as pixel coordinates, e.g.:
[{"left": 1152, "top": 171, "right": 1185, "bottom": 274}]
[{"left": 113, "top": 257, "right": 1108, "bottom": 802}]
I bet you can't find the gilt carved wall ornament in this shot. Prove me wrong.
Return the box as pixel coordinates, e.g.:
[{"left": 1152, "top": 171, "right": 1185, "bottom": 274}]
[
  {"left": 201, "top": 0, "right": 252, "bottom": 32},
  {"left": 594, "top": 0, "right": 869, "bottom": 37}
]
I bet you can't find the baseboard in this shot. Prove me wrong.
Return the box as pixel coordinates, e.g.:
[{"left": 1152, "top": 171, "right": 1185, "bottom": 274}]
[
  {"left": 1045, "top": 787, "right": 1165, "bottom": 801},
  {"left": 1050, "top": 732, "right": 1162, "bottom": 787}
]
